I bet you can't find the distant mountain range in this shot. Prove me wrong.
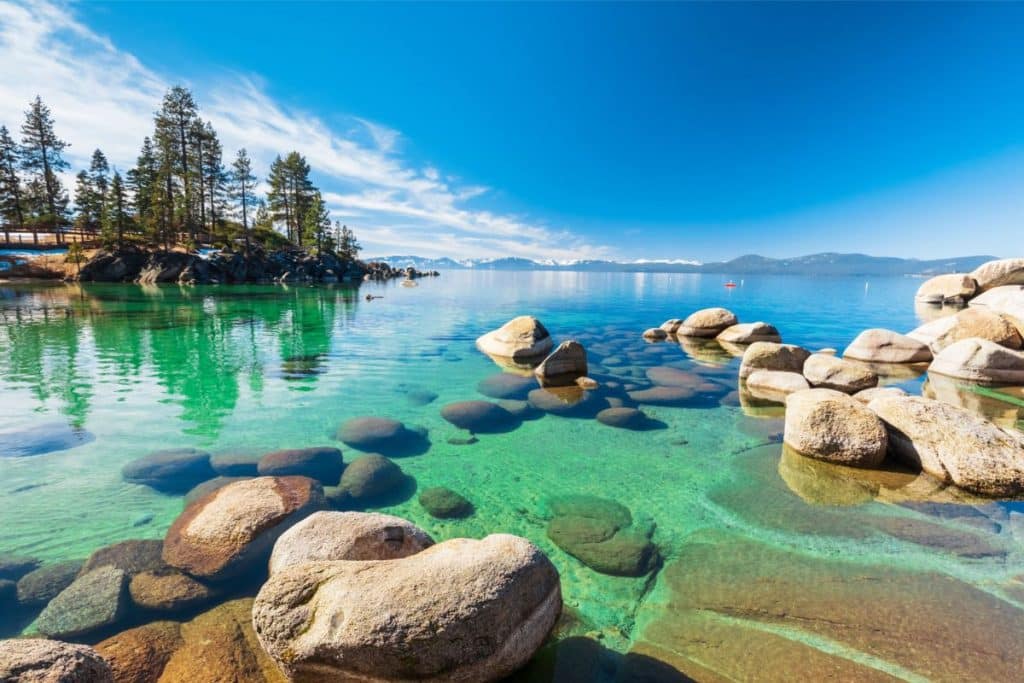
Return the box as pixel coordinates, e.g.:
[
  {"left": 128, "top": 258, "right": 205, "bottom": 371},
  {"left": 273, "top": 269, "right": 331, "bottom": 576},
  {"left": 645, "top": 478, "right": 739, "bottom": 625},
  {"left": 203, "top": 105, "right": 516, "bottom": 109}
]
[{"left": 367, "top": 253, "right": 996, "bottom": 276}]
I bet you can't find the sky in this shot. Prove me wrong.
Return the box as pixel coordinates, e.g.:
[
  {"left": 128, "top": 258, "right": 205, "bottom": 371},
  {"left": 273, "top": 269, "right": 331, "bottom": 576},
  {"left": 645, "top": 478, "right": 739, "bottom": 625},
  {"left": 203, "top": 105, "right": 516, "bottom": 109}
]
[{"left": 1, "top": 1, "right": 1022, "bottom": 262}]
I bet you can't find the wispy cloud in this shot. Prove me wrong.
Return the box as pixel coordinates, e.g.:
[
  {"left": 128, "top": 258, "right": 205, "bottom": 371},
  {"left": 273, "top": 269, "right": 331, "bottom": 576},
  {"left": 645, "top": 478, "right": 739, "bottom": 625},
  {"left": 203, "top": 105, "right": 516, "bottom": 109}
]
[{"left": 0, "top": 0, "right": 610, "bottom": 260}]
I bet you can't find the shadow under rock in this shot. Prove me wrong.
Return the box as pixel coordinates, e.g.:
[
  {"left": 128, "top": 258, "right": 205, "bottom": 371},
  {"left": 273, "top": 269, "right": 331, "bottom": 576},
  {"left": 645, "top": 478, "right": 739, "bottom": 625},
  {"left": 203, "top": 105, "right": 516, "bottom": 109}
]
[{"left": 506, "top": 636, "right": 695, "bottom": 683}]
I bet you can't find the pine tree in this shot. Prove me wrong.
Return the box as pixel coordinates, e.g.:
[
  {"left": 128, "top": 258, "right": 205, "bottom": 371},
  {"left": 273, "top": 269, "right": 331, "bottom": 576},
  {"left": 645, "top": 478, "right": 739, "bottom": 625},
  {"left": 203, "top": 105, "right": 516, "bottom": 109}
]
[
  {"left": 20, "top": 96, "right": 70, "bottom": 242},
  {"left": 229, "top": 148, "right": 256, "bottom": 252},
  {"left": 73, "top": 170, "right": 95, "bottom": 233},
  {"left": 303, "top": 191, "right": 331, "bottom": 253},
  {"left": 88, "top": 149, "right": 109, "bottom": 228},
  {"left": 267, "top": 151, "right": 315, "bottom": 246},
  {"left": 127, "top": 137, "right": 158, "bottom": 240},
  {"left": 103, "top": 170, "right": 130, "bottom": 248},
  {"left": 0, "top": 125, "right": 25, "bottom": 243},
  {"left": 199, "top": 121, "right": 226, "bottom": 239},
  {"left": 154, "top": 86, "right": 198, "bottom": 238},
  {"left": 252, "top": 199, "right": 272, "bottom": 233},
  {"left": 337, "top": 223, "right": 361, "bottom": 260}
]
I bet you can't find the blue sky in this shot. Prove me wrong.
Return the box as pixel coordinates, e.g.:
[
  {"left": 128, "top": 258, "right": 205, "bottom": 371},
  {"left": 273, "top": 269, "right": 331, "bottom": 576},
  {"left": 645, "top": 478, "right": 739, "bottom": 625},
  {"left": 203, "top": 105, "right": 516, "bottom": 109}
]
[{"left": 1, "top": 1, "right": 1022, "bottom": 261}]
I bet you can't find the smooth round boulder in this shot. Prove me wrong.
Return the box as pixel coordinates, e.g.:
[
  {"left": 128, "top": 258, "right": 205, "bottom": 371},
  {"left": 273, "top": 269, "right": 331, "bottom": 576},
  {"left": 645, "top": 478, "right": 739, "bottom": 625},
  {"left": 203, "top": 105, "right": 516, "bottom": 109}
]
[
  {"left": 676, "top": 307, "right": 738, "bottom": 337},
  {"left": 405, "top": 389, "right": 438, "bottom": 406},
  {"left": 95, "top": 621, "right": 183, "bottom": 683},
  {"left": 475, "top": 316, "right": 553, "bottom": 362},
  {"left": 0, "top": 639, "right": 113, "bottom": 683},
  {"left": 128, "top": 568, "right": 217, "bottom": 612},
  {"left": 842, "top": 328, "right": 932, "bottom": 364},
  {"left": 642, "top": 328, "right": 668, "bottom": 341},
  {"left": 802, "top": 353, "right": 878, "bottom": 393},
  {"left": 596, "top": 407, "right": 653, "bottom": 430},
  {"left": 121, "top": 448, "right": 215, "bottom": 493},
  {"left": 209, "top": 449, "right": 261, "bottom": 476},
  {"left": 534, "top": 341, "right": 588, "bottom": 387},
  {"left": 646, "top": 366, "right": 702, "bottom": 389},
  {"left": 418, "top": 487, "right": 474, "bottom": 519},
  {"left": 257, "top": 447, "right": 344, "bottom": 486},
  {"left": 784, "top": 389, "right": 888, "bottom": 468},
  {"left": 738, "top": 342, "right": 811, "bottom": 379},
  {"left": 659, "top": 319, "right": 683, "bottom": 334},
  {"left": 744, "top": 370, "right": 810, "bottom": 402},
  {"left": 868, "top": 395, "right": 1024, "bottom": 496},
  {"left": 16, "top": 560, "right": 82, "bottom": 606},
  {"left": 496, "top": 399, "right": 542, "bottom": 420},
  {"left": 915, "top": 273, "right": 978, "bottom": 304},
  {"left": 334, "top": 454, "right": 406, "bottom": 502},
  {"left": 716, "top": 322, "right": 781, "bottom": 344},
  {"left": 968, "top": 285, "right": 1024, "bottom": 334},
  {"left": 627, "top": 385, "right": 694, "bottom": 406},
  {"left": 441, "top": 400, "right": 520, "bottom": 433},
  {"left": 269, "top": 511, "right": 434, "bottom": 575},
  {"left": 35, "top": 566, "right": 129, "bottom": 639},
  {"left": 909, "top": 308, "right": 1023, "bottom": 353},
  {"left": 335, "top": 417, "right": 404, "bottom": 451},
  {"left": 545, "top": 496, "right": 657, "bottom": 577},
  {"left": 527, "top": 387, "right": 603, "bottom": 417},
  {"left": 929, "top": 338, "right": 1024, "bottom": 384},
  {"left": 476, "top": 373, "right": 536, "bottom": 400},
  {"left": 970, "top": 258, "right": 1024, "bottom": 293},
  {"left": 252, "top": 534, "right": 561, "bottom": 683},
  {"left": 162, "top": 476, "right": 325, "bottom": 581},
  {"left": 79, "top": 539, "right": 165, "bottom": 578}
]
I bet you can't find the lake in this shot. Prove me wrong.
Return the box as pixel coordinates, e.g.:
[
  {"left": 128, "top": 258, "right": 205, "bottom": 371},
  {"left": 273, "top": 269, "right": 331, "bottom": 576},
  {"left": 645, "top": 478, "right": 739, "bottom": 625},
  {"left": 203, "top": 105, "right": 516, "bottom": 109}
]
[{"left": 2, "top": 271, "right": 1023, "bottom": 681}]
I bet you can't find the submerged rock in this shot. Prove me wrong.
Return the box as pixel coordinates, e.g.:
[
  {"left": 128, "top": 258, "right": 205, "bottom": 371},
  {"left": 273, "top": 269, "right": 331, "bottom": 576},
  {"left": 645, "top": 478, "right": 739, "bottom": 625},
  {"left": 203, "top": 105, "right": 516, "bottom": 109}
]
[
  {"left": 162, "top": 476, "right": 325, "bottom": 581},
  {"left": 915, "top": 273, "right": 978, "bottom": 304},
  {"left": 209, "top": 449, "right": 262, "bottom": 476},
  {"left": 419, "top": 487, "right": 474, "bottom": 519},
  {"left": 331, "top": 453, "right": 408, "bottom": 505},
  {"left": 334, "top": 416, "right": 426, "bottom": 456},
  {"left": 528, "top": 387, "right": 604, "bottom": 416},
  {"left": 0, "top": 639, "right": 113, "bottom": 683},
  {"left": 802, "top": 353, "right": 878, "bottom": 393},
  {"left": 476, "top": 316, "right": 553, "bottom": 363},
  {"left": 716, "top": 322, "right": 781, "bottom": 344},
  {"left": 16, "top": 560, "right": 82, "bottom": 607},
  {"left": 676, "top": 307, "right": 738, "bottom": 337},
  {"left": 440, "top": 400, "right": 520, "bottom": 433},
  {"left": 121, "top": 448, "right": 215, "bottom": 493},
  {"left": 534, "top": 341, "right": 588, "bottom": 387},
  {"left": 95, "top": 620, "right": 183, "bottom": 683},
  {"left": 868, "top": 395, "right": 1024, "bottom": 496},
  {"left": 784, "top": 389, "right": 888, "bottom": 468},
  {"left": 257, "top": 447, "right": 344, "bottom": 486},
  {"left": 183, "top": 476, "right": 249, "bottom": 507},
  {"left": 738, "top": 342, "right": 811, "bottom": 380},
  {"left": 128, "top": 568, "right": 217, "bottom": 612},
  {"left": 252, "top": 535, "right": 561, "bottom": 682},
  {"left": 476, "top": 373, "right": 537, "bottom": 400},
  {"left": 80, "top": 539, "right": 165, "bottom": 578},
  {"left": 0, "top": 553, "right": 40, "bottom": 581},
  {"left": 546, "top": 495, "right": 658, "bottom": 577},
  {"left": 627, "top": 385, "right": 694, "bottom": 406},
  {"left": 842, "top": 328, "right": 932, "bottom": 364},
  {"left": 646, "top": 366, "right": 702, "bottom": 389},
  {"left": 35, "top": 565, "right": 129, "bottom": 639},
  {"left": 269, "top": 511, "right": 434, "bottom": 575},
  {"left": 0, "top": 420, "right": 94, "bottom": 458},
  {"left": 929, "top": 337, "right": 1024, "bottom": 384},
  {"left": 596, "top": 407, "right": 658, "bottom": 430}
]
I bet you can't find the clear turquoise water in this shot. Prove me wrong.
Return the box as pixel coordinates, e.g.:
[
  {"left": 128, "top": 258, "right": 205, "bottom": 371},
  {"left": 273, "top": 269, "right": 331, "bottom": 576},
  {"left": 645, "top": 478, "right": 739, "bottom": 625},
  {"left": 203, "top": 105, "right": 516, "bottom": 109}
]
[{"left": 1, "top": 272, "right": 1023, "bottom": 679}]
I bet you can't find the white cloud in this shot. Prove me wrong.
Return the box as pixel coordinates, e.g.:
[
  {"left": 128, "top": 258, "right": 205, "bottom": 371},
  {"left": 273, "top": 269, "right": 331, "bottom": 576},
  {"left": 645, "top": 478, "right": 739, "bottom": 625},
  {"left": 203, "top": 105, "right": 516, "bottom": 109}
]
[{"left": 0, "top": 0, "right": 610, "bottom": 260}]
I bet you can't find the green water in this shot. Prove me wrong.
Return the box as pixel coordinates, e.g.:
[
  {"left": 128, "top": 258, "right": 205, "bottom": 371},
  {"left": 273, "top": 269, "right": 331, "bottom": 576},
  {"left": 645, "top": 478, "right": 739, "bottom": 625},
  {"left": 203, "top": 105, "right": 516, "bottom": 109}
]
[{"left": 1, "top": 273, "right": 1023, "bottom": 680}]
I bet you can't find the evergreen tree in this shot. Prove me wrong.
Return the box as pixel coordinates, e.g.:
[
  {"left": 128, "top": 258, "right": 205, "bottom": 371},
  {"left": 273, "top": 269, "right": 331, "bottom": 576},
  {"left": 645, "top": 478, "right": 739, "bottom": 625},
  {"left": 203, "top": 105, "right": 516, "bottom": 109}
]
[
  {"left": 0, "top": 125, "right": 25, "bottom": 243},
  {"left": 252, "top": 199, "right": 272, "bottom": 233},
  {"left": 88, "top": 149, "right": 109, "bottom": 228},
  {"left": 103, "top": 170, "right": 131, "bottom": 248},
  {"left": 198, "top": 121, "right": 226, "bottom": 238},
  {"left": 229, "top": 148, "right": 256, "bottom": 251},
  {"left": 337, "top": 223, "right": 361, "bottom": 260},
  {"left": 154, "top": 86, "right": 198, "bottom": 237},
  {"left": 73, "top": 170, "right": 96, "bottom": 233},
  {"left": 267, "top": 151, "right": 314, "bottom": 245},
  {"left": 20, "top": 96, "right": 70, "bottom": 242},
  {"left": 303, "top": 191, "right": 331, "bottom": 253},
  {"left": 127, "top": 136, "right": 158, "bottom": 240}
]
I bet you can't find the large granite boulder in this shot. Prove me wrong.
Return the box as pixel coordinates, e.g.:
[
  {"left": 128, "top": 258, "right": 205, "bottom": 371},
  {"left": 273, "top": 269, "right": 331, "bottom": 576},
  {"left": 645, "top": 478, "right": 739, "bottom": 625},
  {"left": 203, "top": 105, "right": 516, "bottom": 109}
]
[
  {"left": 716, "top": 322, "right": 781, "bottom": 344},
  {"left": 441, "top": 400, "right": 521, "bottom": 433},
  {"left": 268, "top": 511, "right": 434, "bottom": 575},
  {"left": 802, "top": 353, "right": 878, "bottom": 393},
  {"left": 534, "top": 341, "right": 588, "bottom": 387},
  {"left": 929, "top": 338, "right": 1024, "bottom": 384},
  {"left": 676, "top": 308, "right": 738, "bottom": 337},
  {"left": 35, "top": 566, "right": 129, "bottom": 639},
  {"left": 842, "top": 328, "right": 932, "bottom": 364},
  {"left": 256, "top": 447, "right": 344, "bottom": 486},
  {"left": 738, "top": 342, "right": 811, "bottom": 380},
  {"left": 915, "top": 273, "right": 978, "bottom": 304},
  {"left": 784, "top": 389, "right": 888, "bottom": 468},
  {"left": 909, "top": 308, "right": 1023, "bottom": 353},
  {"left": 95, "top": 620, "right": 183, "bottom": 683},
  {"left": 744, "top": 370, "right": 809, "bottom": 402},
  {"left": 252, "top": 535, "right": 561, "bottom": 682},
  {"left": 184, "top": 477, "right": 250, "bottom": 507},
  {"left": 868, "top": 395, "right": 1024, "bottom": 496},
  {"left": 121, "top": 448, "right": 215, "bottom": 493},
  {"left": 969, "top": 285, "right": 1024, "bottom": 333},
  {"left": 16, "top": 560, "right": 82, "bottom": 606},
  {"left": 852, "top": 386, "right": 907, "bottom": 404},
  {"left": 0, "top": 639, "right": 113, "bottom": 682},
  {"left": 162, "top": 476, "right": 324, "bottom": 581},
  {"left": 476, "top": 316, "right": 553, "bottom": 363},
  {"left": 970, "top": 258, "right": 1024, "bottom": 293}
]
